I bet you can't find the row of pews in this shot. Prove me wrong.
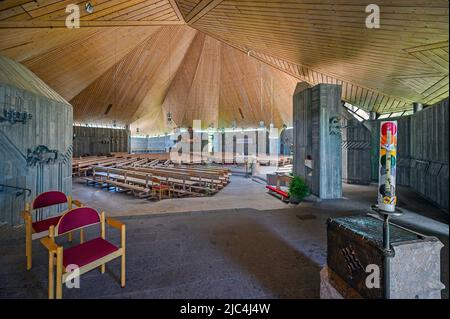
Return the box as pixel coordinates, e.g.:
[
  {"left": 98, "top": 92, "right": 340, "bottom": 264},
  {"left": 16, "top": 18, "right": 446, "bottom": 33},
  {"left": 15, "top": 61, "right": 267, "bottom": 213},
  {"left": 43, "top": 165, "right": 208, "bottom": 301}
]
[
  {"left": 72, "top": 155, "right": 169, "bottom": 176},
  {"left": 73, "top": 155, "right": 231, "bottom": 200}
]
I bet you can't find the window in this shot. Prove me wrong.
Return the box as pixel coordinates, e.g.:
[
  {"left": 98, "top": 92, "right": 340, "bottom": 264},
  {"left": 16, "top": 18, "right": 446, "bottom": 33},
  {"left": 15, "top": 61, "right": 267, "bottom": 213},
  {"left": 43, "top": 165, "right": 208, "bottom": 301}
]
[{"left": 343, "top": 102, "right": 369, "bottom": 122}]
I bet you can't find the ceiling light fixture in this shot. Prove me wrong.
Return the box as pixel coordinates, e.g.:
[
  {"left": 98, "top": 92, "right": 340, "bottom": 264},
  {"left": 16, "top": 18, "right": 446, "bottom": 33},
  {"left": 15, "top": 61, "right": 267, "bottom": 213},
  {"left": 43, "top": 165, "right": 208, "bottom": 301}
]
[{"left": 85, "top": 2, "right": 94, "bottom": 14}]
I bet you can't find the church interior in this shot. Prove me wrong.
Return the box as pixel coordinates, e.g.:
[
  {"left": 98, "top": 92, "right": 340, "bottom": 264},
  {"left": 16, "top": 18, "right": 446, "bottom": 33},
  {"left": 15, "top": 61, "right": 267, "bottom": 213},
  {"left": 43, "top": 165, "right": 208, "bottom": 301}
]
[{"left": 0, "top": 0, "right": 448, "bottom": 300}]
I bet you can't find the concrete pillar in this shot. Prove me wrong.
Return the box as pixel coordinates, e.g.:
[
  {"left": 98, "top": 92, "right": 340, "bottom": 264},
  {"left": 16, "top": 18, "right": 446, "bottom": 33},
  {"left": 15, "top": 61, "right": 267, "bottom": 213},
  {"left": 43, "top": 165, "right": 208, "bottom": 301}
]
[
  {"left": 293, "top": 82, "right": 342, "bottom": 199},
  {"left": 413, "top": 102, "right": 423, "bottom": 113}
]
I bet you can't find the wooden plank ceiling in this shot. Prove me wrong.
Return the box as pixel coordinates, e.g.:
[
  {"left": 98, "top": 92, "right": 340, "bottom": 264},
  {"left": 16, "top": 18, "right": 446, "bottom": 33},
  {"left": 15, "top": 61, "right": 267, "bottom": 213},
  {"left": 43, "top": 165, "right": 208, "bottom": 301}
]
[
  {"left": 0, "top": 0, "right": 184, "bottom": 27},
  {"left": 0, "top": 0, "right": 448, "bottom": 134},
  {"left": 179, "top": 0, "right": 449, "bottom": 113}
]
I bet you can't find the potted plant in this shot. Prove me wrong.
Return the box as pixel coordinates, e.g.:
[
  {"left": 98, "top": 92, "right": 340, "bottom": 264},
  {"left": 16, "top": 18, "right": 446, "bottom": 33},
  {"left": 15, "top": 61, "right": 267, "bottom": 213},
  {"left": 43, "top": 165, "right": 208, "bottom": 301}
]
[{"left": 288, "top": 175, "right": 309, "bottom": 204}]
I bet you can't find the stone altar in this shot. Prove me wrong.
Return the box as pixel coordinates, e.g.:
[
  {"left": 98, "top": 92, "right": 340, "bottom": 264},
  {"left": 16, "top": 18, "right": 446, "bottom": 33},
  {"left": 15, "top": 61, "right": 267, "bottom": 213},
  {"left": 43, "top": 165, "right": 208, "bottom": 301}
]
[{"left": 323, "top": 215, "right": 445, "bottom": 299}]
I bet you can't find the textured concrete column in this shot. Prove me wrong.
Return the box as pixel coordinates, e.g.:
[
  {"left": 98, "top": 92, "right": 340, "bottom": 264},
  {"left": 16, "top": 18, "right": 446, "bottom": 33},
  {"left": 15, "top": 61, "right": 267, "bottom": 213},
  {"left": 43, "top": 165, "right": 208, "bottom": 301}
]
[
  {"left": 293, "top": 82, "right": 342, "bottom": 199},
  {"left": 413, "top": 102, "right": 423, "bottom": 113}
]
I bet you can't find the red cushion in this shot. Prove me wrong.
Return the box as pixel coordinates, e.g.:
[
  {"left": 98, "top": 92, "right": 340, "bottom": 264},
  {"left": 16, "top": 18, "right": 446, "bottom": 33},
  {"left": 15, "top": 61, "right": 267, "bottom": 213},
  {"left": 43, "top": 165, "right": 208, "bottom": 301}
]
[
  {"left": 266, "top": 185, "right": 288, "bottom": 197},
  {"left": 153, "top": 185, "right": 169, "bottom": 189},
  {"left": 32, "top": 215, "right": 62, "bottom": 233},
  {"left": 63, "top": 237, "right": 118, "bottom": 268},
  {"left": 58, "top": 207, "right": 100, "bottom": 235},
  {"left": 33, "top": 191, "right": 68, "bottom": 209}
]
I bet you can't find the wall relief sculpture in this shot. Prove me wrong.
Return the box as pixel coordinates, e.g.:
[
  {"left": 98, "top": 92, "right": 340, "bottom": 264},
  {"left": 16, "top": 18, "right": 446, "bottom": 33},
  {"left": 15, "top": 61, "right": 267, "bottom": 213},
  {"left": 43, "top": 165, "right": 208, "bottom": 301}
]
[
  {"left": 26, "top": 145, "right": 59, "bottom": 166},
  {"left": 329, "top": 116, "right": 342, "bottom": 135}
]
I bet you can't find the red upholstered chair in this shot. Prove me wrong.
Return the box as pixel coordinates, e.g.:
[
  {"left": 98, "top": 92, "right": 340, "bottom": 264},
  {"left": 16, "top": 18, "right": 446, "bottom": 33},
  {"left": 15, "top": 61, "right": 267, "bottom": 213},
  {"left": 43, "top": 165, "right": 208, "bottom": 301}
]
[
  {"left": 152, "top": 177, "right": 170, "bottom": 200},
  {"left": 40, "top": 207, "right": 126, "bottom": 299},
  {"left": 21, "top": 191, "right": 84, "bottom": 270}
]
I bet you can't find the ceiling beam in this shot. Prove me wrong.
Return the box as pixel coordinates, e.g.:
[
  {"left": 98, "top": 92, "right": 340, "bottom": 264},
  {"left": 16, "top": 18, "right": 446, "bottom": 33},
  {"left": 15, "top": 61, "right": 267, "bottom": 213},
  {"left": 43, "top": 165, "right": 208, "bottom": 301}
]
[
  {"left": 184, "top": 0, "right": 222, "bottom": 24},
  {"left": 0, "top": 20, "right": 184, "bottom": 29},
  {"left": 168, "top": 0, "right": 185, "bottom": 22}
]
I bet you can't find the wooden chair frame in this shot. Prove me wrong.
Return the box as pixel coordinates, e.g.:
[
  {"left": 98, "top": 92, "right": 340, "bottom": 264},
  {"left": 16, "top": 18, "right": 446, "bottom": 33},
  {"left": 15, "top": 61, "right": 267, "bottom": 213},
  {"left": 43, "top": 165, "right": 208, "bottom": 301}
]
[
  {"left": 151, "top": 177, "right": 171, "bottom": 200},
  {"left": 40, "top": 210, "right": 126, "bottom": 299},
  {"left": 21, "top": 192, "right": 84, "bottom": 270}
]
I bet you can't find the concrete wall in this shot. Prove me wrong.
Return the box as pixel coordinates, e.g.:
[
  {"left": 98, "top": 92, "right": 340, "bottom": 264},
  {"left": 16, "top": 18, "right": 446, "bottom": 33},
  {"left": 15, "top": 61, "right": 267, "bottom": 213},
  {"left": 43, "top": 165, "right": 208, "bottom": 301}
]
[
  {"left": 130, "top": 135, "right": 174, "bottom": 153},
  {"left": 341, "top": 109, "right": 372, "bottom": 185},
  {"left": 280, "top": 128, "right": 293, "bottom": 156},
  {"left": 293, "top": 83, "right": 342, "bottom": 199},
  {"left": 368, "top": 98, "right": 449, "bottom": 210},
  {"left": 0, "top": 83, "right": 72, "bottom": 225},
  {"left": 73, "top": 126, "right": 129, "bottom": 157}
]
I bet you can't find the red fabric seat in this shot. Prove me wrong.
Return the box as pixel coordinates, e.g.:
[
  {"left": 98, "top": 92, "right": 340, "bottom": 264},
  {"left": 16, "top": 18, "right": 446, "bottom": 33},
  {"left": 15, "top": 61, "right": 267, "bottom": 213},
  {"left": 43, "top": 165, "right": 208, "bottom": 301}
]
[
  {"left": 63, "top": 237, "right": 118, "bottom": 268},
  {"left": 266, "top": 185, "right": 289, "bottom": 198},
  {"left": 153, "top": 184, "right": 169, "bottom": 189},
  {"left": 32, "top": 216, "right": 62, "bottom": 233}
]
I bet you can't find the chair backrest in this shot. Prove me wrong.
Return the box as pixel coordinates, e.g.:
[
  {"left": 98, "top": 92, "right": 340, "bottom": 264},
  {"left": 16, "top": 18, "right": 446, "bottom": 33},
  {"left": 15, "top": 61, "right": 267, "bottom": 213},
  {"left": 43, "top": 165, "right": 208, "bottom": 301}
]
[
  {"left": 55, "top": 207, "right": 100, "bottom": 236},
  {"left": 32, "top": 191, "right": 68, "bottom": 210}
]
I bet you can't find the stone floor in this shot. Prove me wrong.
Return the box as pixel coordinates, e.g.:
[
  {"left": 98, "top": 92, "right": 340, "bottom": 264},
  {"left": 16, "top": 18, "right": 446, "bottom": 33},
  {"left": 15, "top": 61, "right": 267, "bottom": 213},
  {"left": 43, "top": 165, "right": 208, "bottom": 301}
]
[
  {"left": 71, "top": 174, "right": 287, "bottom": 217},
  {"left": 0, "top": 175, "right": 448, "bottom": 299}
]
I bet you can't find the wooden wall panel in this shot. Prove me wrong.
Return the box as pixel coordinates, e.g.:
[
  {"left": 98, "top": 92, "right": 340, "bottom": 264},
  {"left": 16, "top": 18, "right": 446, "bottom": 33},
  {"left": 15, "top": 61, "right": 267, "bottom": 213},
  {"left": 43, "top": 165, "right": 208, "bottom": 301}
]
[
  {"left": 23, "top": 26, "right": 161, "bottom": 101},
  {"left": 0, "top": 55, "right": 68, "bottom": 104},
  {"left": 182, "top": 35, "right": 221, "bottom": 127},
  {"left": 71, "top": 26, "right": 196, "bottom": 128},
  {"left": 160, "top": 33, "right": 298, "bottom": 134}
]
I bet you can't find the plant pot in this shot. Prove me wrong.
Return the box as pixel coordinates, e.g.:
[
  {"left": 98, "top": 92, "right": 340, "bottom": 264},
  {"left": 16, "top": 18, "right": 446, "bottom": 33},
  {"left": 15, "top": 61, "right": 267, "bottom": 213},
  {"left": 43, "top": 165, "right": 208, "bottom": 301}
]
[{"left": 289, "top": 196, "right": 301, "bottom": 204}]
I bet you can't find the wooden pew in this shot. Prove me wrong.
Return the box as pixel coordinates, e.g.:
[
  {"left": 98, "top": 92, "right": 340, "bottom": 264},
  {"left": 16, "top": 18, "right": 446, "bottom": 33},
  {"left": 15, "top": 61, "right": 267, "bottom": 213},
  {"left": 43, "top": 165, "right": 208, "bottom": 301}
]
[
  {"left": 92, "top": 166, "right": 208, "bottom": 198},
  {"left": 122, "top": 166, "right": 224, "bottom": 191}
]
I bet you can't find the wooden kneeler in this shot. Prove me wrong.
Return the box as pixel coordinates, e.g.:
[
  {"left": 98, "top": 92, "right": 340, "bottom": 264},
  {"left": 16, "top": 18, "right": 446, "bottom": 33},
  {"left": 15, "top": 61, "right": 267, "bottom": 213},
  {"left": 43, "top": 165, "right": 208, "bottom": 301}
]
[
  {"left": 21, "top": 191, "right": 84, "bottom": 270},
  {"left": 40, "top": 207, "right": 126, "bottom": 299}
]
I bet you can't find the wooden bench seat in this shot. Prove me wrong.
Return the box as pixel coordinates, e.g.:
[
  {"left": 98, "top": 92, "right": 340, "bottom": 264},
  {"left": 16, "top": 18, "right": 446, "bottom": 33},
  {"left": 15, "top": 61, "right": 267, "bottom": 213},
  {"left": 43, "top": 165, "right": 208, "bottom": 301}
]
[{"left": 105, "top": 179, "right": 150, "bottom": 195}]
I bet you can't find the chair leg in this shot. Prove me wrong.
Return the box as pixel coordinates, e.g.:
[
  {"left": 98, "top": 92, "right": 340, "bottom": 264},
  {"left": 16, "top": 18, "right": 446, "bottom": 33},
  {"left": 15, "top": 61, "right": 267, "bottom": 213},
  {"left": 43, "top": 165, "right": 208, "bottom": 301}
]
[
  {"left": 68, "top": 232, "right": 73, "bottom": 243},
  {"left": 48, "top": 251, "right": 54, "bottom": 299},
  {"left": 80, "top": 228, "right": 84, "bottom": 244},
  {"left": 100, "top": 264, "right": 105, "bottom": 274},
  {"left": 25, "top": 222, "right": 32, "bottom": 270},
  {"left": 121, "top": 253, "right": 126, "bottom": 287},
  {"left": 56, "top": 247, "right": 63, "bottom": 299},
  {"left": 121, "top": 225, "right": 126, "bottom": 288}
]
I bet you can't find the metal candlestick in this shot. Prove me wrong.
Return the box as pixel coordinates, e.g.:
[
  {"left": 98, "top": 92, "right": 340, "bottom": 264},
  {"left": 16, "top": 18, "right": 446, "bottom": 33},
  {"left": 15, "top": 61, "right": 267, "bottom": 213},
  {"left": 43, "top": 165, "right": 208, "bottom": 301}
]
[{"left": 371, "top": 204, "right": 403, "bottom": 299}]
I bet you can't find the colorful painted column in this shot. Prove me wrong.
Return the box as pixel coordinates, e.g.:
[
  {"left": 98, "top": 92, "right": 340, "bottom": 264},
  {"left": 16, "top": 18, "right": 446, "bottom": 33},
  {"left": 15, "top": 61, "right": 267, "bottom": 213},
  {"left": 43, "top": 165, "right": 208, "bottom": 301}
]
[{"left": 378, "top": 121, "right": 398, "bottom": 212}]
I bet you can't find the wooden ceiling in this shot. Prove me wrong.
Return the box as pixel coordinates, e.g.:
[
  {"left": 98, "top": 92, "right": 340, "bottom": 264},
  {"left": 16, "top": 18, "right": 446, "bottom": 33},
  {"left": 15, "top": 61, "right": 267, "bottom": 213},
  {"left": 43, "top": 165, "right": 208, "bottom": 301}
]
[
  {"left": 0, "top": 55, "right": 69, "bottom": 104},
  {"left": 0, "top": 0, "right": 184, "bottom": 27},
  {"left": 0, "top": 0, "right": 448, "bottom": 133},
  {"left": 182, "top": 0, "right": 449, "bottom": 113}
]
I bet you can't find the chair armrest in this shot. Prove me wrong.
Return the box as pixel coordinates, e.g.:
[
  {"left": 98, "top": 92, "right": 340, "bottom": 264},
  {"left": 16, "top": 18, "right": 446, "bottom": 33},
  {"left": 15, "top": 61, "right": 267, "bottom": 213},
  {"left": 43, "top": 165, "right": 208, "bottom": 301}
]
[
  {"left": 106, "top": 217, "right": 125, "bottom": 230},
  {"left": 71, "top": 199, "right": 84, "bottom": 207},
  {"left": 40, "top": 237, "right": 59, "bottom": 252}
]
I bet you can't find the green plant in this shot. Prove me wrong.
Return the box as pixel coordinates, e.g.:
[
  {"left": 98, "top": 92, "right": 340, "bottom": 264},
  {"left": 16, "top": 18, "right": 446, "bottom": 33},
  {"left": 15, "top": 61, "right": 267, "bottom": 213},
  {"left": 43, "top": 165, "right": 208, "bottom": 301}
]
[{"left": 288, "top": 175, "right": 309, "bottom": 201}]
